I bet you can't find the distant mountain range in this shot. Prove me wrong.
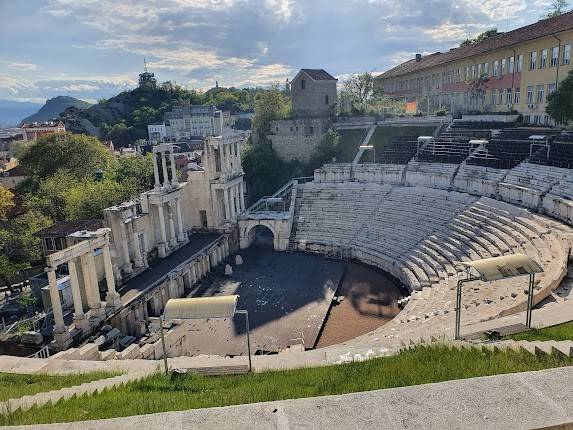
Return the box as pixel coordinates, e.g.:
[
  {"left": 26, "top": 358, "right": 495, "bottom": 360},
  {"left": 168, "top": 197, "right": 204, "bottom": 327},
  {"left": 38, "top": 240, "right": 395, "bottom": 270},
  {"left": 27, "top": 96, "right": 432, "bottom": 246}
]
[
  {"left": 0, "top": 100, "right": 43, "bottom": 127},
  {"left": 20, "top": 96, "right": 92, "bottom": 124}
]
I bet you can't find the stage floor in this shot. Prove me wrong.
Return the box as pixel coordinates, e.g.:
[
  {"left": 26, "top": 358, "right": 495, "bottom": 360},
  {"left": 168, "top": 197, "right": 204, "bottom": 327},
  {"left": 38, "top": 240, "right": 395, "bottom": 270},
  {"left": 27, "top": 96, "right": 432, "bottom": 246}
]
[{"left": 174, "top": 248, "right": 347, "bottom": 356}]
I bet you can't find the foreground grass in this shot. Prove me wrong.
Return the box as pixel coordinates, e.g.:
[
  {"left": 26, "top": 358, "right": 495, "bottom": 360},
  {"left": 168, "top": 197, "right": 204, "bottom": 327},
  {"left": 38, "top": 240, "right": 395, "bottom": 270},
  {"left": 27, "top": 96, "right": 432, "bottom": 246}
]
[
  {"left": 1, "top": 345, "right": 572, "bottom": 426},
  {"left": 0, "top": 371, "right": 119, "bottom": 402},
  {"left": 506, "top": 321, "right": 573, "bottom": 342}
]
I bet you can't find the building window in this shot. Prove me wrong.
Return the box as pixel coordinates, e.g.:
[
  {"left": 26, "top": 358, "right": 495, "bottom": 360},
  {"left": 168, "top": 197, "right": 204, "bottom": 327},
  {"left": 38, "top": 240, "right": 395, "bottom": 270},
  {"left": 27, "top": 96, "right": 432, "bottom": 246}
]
[
  {"left": 309, "top": 126, "right": 314, "bottom": 134},
  {"left": 540, "top": 49, "right": 548, "bottom": 68},
  {"left": 544, "top": 115, "right": 552, "bottom": 126},
  {"left": 501, "top": 58, "right": 506, "bottom": 75},
  {"left": 524, "top": 115, "right": 531, "bottom": 124},
  {"left": 509, "top": 56, "right": 514, "bottom": 73},
  {"left": 548, "top": 83, "right": 556, "bottom": 95},
  {"left": 506, "top": 88, "right": 512, "bottom": 105},
  {"left": 551, "top": 46, "right": 559, "bottom": 67},
  {"left": 527, "top": 86, "right": 534, "bottom": 104},
  {"left": 564, "top": 44, "right": 571, "bottom": 65},
  {"left": 536, "top": 85, "right": 545, "bottom": 103},
  {"left": 517, "top": 54, "right": 523, "bottom": 72},
  {"left": 45, "top": 237, "right": 55, "bottom": 251},
  {"left": 55, "top": 237, "right": 65, "bottom": 251},
  {"left": 325, "top": 95, "right": 329, "bottom": 105},
  {"left": 529, "top": 51, "right": 537, "bottom": 70},
  {"left": 514, "top": 87, "right": 521, "bottom": 104},
  {"left": 483, "top": 62, "right": 489, "bottom": 76},
  {"left": 275, "top": 127, "right": 279, "bottom": 132},
  {"left": 301, "top": 79, "right": 305, "bottom": 90},
  {"left": 498, "top": 89, "right": 504, "bottom": 105},
  {"left": 491, "top": 90, "right": 496, "bottom": 105},
  {"left": 493, "top": 60, "right": 499, "bottom": 77}
]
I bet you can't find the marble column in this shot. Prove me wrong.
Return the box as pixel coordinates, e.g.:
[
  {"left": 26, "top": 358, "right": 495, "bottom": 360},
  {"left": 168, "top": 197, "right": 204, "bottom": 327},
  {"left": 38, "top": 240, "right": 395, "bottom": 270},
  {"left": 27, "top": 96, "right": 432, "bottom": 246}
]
[
  {"left": 161, "top": 151, "right": 170, "bottom": 187},
  {"left": 131, "top": 228, "right": 144, "bottom": 268},
  {"left": 170, "top": 151, "right": 178, "bottom": 186},
  {"left": 80, "top": 254, "right": 97, "bottom": 309},
  {"left": 68, "top": 259, "right": 87, "bottom": 330},
  {"left": 86, "top": 251, "right": 104, "bottom": 316},
  {"left": 229, "top": 186, "right": 237, "bottom": 219},
  {"left": 175, "top": 198, "right": 186, "bottom": 242},
  {"left": 152, "top": 152, "right": 161, "bottom": 189},
  {"left": 121, "top": 222, "right": 133, "bottom": 274},
  {"left": 103, "top": 244, "right": 121, "bottom": 309},
  {"left": 234, "top": 184, "right": 241, "bottom": 215},
  {"left": 168, "top": 202, "right": 177, "bottom": 248},
  {"left": 157, "top": 203, "right": 168, "bottom": 257},
  {"left": 223, "top": 188, "right": 230, "bottom": 221},
  {"left": 239, "top": 182, "right": 245, "bottom": 211},
  {"left": 47, "top": 267, "right": 65, "bottom": 334}
]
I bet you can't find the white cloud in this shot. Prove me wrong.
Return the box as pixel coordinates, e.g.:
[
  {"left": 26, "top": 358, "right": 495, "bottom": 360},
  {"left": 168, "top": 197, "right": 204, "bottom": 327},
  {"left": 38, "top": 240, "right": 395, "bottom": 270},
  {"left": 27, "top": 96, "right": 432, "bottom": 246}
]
[{"left": 6, "top": 62, "right": 39, "bottom": 71}]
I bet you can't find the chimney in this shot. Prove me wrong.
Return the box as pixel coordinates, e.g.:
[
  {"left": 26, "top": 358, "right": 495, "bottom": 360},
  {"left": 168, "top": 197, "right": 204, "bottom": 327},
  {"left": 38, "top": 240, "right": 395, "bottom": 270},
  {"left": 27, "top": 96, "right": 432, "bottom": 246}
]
[{"left": 415, "top": 53, "right": 422, "bottom": 62}]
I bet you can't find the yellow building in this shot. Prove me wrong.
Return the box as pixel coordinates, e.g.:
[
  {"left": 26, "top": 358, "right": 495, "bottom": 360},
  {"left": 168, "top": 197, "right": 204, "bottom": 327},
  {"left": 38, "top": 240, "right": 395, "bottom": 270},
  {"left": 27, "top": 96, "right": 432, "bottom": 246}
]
[{"left": 374, "top": 11, "right": 573, "bottom": 125}]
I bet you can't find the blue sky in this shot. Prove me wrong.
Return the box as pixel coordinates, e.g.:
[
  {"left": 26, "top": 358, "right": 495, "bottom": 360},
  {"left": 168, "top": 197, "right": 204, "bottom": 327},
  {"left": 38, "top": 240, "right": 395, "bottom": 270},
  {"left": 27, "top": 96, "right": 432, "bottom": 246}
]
[{"left": 0, "top": 0, "right": 559, "bottom": 103}]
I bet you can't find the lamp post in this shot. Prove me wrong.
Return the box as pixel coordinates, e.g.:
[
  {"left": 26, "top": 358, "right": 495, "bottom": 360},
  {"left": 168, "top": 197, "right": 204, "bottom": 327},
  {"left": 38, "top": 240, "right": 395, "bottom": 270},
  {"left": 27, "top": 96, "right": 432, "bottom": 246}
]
[
  {"left": 158, "top": 295, "right": 251, "bottom": 375},
  {"left": 455, "top": 254, "right": 543, "bottom": 340}
]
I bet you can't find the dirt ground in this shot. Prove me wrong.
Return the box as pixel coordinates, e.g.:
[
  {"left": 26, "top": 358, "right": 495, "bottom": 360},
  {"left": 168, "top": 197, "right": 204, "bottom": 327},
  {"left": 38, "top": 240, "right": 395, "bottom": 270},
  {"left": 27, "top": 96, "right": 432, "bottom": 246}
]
[{"left": 316, "top": 262, "right": 404, "bottom": 348}]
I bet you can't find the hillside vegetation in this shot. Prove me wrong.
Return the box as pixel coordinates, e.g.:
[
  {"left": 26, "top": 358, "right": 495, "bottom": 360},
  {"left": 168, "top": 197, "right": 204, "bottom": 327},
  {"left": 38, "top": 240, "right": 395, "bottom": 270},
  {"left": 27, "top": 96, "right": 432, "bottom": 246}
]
[{"left": 61, "top": 82, "right": 266, "bottom": 147}]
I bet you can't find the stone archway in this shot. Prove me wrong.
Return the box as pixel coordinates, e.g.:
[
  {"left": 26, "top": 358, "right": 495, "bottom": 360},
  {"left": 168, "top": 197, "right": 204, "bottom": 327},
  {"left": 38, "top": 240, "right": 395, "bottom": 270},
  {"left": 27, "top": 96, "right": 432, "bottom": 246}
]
[{"left": 239, "top": 219, "right": 289, "bottom": 251}]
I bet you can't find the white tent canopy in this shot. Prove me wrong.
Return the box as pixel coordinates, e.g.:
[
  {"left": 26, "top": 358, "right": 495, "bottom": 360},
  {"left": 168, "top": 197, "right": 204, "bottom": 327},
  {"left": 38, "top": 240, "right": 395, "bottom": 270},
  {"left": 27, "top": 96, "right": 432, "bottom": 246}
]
[{"left": 163, "top": 295, "right": 239, "bottom": 320}]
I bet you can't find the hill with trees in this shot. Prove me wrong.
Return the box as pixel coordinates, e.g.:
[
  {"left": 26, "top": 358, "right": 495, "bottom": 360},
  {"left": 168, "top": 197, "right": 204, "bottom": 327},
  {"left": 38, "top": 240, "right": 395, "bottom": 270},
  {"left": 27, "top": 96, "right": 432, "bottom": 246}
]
[
  {"left": 60, "top": 82, "right": 265, "bottom": 147},
  {"left": 21, "top": 96, "right": 91, "bottom": 124}
]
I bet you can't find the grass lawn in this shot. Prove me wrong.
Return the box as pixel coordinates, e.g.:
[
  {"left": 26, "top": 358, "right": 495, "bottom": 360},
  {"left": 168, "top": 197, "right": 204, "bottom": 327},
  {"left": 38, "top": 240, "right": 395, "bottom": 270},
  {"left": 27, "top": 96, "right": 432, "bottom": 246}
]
[
  {"left": 0, "top": 371, "right": 119, "bottom": 402},
  {"left": 505, "top": 321, "right": 573, "bottom": 342},
  {"left": 2, "top": 345, "right": 572, "bottom": 426},
  {"left": 336, "top": 128, "right": 369, "bottom": 162}
]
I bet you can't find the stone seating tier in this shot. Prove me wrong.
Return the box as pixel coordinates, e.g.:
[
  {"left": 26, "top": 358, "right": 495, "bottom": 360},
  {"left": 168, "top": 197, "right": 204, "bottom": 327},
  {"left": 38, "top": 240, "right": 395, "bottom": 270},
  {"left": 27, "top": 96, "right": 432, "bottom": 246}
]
[{"left": 293, "top": 183, "right": 565, "bottom": 297}]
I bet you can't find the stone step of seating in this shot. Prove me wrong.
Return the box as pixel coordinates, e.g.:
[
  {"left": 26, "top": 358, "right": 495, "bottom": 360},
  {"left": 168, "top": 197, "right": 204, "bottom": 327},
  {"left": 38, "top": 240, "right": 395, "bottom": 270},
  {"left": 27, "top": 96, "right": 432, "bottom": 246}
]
[
  {"left": 452, "top": 217, "right": 511, "bottom": 254},
  {"left": 457, "top": 213, "right": 521, "bottom": 250}
]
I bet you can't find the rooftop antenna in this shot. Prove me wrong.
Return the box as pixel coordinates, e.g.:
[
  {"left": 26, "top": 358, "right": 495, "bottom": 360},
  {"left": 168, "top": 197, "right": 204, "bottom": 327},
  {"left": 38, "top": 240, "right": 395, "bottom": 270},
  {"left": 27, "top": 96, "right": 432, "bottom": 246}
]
[{"left": 144, "top": 58, "right": 148, "bottom": 73}]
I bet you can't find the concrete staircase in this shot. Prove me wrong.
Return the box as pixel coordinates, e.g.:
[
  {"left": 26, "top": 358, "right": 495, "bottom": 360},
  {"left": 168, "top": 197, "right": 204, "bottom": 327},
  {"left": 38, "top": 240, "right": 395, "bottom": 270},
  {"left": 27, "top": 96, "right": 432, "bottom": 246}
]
[
  {"left": 0, "top": 370, "right": 153, "bottom": 414},
  {"left": 399, "top": 336, "right": 573, "bottom": 358}
]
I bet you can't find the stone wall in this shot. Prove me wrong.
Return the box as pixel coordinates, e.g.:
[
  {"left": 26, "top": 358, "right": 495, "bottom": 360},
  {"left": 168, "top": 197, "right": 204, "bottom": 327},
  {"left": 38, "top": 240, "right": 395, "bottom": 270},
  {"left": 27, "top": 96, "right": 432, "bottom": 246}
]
[{"left": 268, "top": 118, "right": 330, "bottom": 162}]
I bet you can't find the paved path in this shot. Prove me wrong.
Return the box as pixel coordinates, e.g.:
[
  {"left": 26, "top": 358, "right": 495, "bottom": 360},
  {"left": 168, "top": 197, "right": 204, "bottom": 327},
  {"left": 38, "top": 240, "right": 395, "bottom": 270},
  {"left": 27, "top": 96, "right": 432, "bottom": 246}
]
[{"left": 5, "top": 366, "right": 573, "bottom": 429}]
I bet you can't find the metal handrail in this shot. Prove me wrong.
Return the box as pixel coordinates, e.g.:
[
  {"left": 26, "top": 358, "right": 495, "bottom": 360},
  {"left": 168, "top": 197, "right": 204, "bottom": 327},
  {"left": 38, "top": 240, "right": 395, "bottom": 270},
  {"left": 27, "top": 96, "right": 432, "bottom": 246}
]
[{"left": 245, "top": 176, "right": 313, "bottom": 213}]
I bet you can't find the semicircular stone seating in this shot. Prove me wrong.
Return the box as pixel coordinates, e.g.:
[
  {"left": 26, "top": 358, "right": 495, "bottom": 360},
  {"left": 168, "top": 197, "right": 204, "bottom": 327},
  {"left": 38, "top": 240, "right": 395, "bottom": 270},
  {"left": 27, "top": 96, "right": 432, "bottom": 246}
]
[{"left": 292, "top": 179, "right": 572, "bottom": 345}]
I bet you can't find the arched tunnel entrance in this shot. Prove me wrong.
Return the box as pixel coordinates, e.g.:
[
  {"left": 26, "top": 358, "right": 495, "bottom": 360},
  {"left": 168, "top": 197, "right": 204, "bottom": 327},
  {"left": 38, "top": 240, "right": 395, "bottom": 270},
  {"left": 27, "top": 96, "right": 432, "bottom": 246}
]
[{"left": 251, "top": 225, "right": 275, "bottom": 250}]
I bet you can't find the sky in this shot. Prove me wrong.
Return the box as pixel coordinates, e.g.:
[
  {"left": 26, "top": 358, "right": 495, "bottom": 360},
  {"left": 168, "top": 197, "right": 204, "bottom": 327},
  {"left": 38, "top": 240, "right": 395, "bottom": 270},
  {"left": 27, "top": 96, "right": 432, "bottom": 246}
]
[{"left": 0, "top": 0, "right": 560, "bottom": 104}]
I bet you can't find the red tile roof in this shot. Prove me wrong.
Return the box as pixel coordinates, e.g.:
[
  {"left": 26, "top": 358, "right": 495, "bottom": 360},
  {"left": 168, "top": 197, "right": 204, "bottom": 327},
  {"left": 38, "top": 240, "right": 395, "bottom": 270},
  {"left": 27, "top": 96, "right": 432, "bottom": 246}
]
[{"left": 376, "top": 11, "right": 573, "bottom": 80}]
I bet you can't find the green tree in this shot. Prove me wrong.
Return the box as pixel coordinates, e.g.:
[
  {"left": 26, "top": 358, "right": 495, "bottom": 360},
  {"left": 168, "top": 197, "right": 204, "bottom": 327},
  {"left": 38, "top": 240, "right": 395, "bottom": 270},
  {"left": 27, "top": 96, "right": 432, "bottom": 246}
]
[
  {"left": 251, "top": 89, "right": 291, "bottom": 143},
  {"left": 111, "top": 154, "right": 154, "bottom": 194},
  {"left": 342, "top": 73, "right": 375, "bottom": 113},
  {"left": 241, "top": 141, "right": 288, "bottom": 203},
  {"left": 460, "top": 29, "right": 499, "bottom": 47},
  {"left": 18, "top": 133, "right": 116, "bottom": 183},
  {"left": 0, "top": 210, "right": 51, "bottom": 287},
  {"left": 546, "top": 70, "right": 573, "bottom": 125},
  {"left": 544, "top": 0, "right": 569, "bottom": 18},
  {"left": 24, "top": 172, "right": 81, "bottom": 221},
  {"left": 0, "top": 185, "right": 14, "bottom": 220},
  {"left": 307, "top": 130, "right": 341, "bottom": 172}
]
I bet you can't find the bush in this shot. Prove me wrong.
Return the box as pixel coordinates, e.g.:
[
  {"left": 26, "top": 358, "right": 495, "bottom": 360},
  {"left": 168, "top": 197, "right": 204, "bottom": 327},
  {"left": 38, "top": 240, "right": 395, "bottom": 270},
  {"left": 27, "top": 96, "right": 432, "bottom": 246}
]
[{"left": 436, "top": 110, "right": 447, "bottom": 117}]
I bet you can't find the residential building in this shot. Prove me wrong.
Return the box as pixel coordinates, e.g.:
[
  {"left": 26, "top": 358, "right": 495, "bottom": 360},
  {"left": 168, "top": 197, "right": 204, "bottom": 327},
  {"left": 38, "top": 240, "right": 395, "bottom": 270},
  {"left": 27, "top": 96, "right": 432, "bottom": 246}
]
[
  {"left": 374, "top": 11, "right": 573, "bottom": 125},
  {"left": 147, "top": 105, "right": 224, "bottom": 143},
  {"left": 20, "top": 121, "right": 65, "bottom": 141}
]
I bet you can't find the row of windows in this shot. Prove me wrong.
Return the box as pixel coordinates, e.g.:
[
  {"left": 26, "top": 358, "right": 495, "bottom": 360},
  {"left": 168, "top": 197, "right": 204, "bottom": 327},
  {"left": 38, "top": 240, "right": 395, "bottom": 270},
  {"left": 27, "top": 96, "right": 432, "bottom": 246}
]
[
  {"left": 385, "top": 43, "right": 571, "bottom": 93},
  {"left": 529, "top": 44, "right": 571, "bottom": 70}
]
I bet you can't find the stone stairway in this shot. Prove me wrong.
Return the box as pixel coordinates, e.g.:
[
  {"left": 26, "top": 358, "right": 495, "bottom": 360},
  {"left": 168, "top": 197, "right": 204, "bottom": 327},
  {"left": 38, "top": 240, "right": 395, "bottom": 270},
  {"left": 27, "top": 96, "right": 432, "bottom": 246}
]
[
  {"left": 399, "top": 335, "right": 573, "bottom": 358},
  {"left": 286, "top": 187, "right": 303, "bottom": 252},
  {"left": 0, "top": 370, "right": 153, "bottom": 414}
]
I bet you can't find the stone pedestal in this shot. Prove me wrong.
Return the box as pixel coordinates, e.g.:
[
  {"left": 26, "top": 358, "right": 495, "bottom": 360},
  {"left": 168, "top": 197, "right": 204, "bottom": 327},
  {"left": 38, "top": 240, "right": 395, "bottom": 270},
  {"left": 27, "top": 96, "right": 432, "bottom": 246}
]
[
  {"left": 106, "top": 291, "right": 122, "bottom": 310},
  {"left": 158, "top": 242, "right": 168, "bottom": 258},
  {"left": 73, "top": 315, "right": 90, "bottom": 331},
  {"left": 53, "top": 330, "right": 73, "bottom": 350}
]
